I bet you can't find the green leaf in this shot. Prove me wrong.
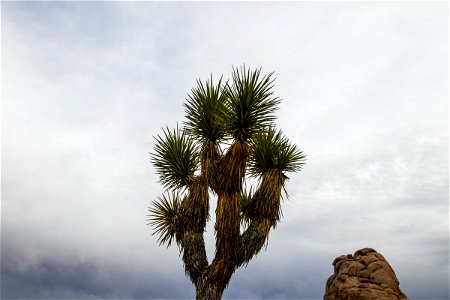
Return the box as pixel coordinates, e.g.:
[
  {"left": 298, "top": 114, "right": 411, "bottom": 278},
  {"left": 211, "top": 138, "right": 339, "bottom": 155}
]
[
  {"left": 240, "top": 187, "right": 253, "bottom": 227},
  {"left": 151, "top": 125, "right": 199, "bottom": 189},
  {"left": 148, "top": 191, "right": 183, "bottom": 247},
  {"left": 222, "top": 66, "right": 281, "bottom": 141},
  {"left": 249, "top": 127, "right": 306, "bottom": 177},
  {"left": 183, "top": 75, "right": 226, "bottom": 143}
]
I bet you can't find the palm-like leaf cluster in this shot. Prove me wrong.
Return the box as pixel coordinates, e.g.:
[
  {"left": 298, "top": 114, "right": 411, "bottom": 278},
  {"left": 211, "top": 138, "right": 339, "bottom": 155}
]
[
  {"left": 249, "top": 127, "right": 306, "bottom": 178},
  {"left": 151, "top": 126, "right": 198, "bottom": 190},
  {"left": 148, "top": 191, "right": 183, "bottom": 247},
  {"left": 183, "top": 77, "right": 226, "bottom": 143},
  {"left": 183, "top": 67, "right": 280, "bottom": 144},
  {"left": 222, "top": 66, "right": 280, "bottom": 141}
]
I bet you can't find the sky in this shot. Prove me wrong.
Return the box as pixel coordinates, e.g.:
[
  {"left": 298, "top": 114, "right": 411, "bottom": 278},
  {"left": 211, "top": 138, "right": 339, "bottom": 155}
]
[{"left": 1, "top": 1, "right": 448, "bottom": 299}]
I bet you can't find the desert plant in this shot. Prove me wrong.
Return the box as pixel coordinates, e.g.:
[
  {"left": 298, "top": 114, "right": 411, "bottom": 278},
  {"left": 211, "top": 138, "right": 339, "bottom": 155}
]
[{"left": 149, "top": 66, "right": 306, "bottom": 299}]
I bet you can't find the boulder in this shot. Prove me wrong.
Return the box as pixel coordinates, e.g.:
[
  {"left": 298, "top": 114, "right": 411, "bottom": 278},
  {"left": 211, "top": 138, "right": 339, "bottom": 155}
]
[{"left": 324, "top": 248, "right": 408, "bottom": 300}]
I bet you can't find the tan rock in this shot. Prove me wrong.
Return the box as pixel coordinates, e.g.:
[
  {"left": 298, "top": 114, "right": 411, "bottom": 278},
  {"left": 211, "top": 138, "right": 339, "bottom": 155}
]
[{"left": 324, "top": 248, "right": 408, "bottom": 300}]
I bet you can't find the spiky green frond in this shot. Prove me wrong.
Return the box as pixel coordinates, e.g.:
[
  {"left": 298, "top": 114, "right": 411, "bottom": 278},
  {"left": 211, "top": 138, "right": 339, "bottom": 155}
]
[
  {"left": 183, "top": 76, "right": 226, "bottom": 143},
  {"left": 240, "top": 187, "right": 253, "bottom": 227},
  {"left": 151, "top": 126, "right": 199, "bottom": 189},
  {"left": 148, "top": 191, "right": 183, "bottom": 247},
  {"left": 249, "top": 127, "right": 306, "bottom": 177},
  {"left": 222, "top": 66, "right": 281, "bottom": 141}
]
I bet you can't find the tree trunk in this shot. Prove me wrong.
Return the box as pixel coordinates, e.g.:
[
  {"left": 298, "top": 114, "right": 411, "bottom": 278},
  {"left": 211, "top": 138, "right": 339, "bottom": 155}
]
[
  {"left": 194, "top": 257, "right": 235, "bottom": 300},
  {"left": 195, "top": 280, "right": 225, "bottom": 300}
]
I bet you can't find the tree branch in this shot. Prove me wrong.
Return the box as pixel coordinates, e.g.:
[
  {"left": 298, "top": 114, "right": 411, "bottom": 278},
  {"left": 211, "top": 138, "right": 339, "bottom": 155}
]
[
  {"left": 176, "top": 179, "right": 210, "bottom": 283},
  {"left": 237, "top": 171, "right": 285, "bottom": 266},
  {"left": 179, "top": 231, "right": 209, "bottom": 282},
  {"left": 238, "top": 218, "right": 272, "bottom": 266}
]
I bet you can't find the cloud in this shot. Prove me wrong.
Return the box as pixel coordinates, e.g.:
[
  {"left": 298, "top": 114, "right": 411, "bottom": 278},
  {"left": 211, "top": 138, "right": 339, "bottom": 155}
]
[
  {"left": 2, "top": 246, "right": 195, "bottom": 299},
  {"left": 2, "top": 1, "right": 448, "bottom": 299}
]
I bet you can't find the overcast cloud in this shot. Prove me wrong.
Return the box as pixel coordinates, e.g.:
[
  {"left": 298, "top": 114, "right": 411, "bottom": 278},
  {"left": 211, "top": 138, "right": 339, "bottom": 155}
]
[{"left": 1, "top": 2, "right": 448, "bottom": 299}]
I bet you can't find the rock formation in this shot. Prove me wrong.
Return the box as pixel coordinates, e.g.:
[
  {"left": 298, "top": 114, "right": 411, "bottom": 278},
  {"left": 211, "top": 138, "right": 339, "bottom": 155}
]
[{"left": 324, "top": 248, "right": 408, "bottom": 300}]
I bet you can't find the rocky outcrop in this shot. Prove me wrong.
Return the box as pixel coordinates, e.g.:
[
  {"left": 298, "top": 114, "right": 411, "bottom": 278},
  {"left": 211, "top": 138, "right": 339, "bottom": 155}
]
[{"left": 324, "top": 248, "right": 408, "bottom": 300}]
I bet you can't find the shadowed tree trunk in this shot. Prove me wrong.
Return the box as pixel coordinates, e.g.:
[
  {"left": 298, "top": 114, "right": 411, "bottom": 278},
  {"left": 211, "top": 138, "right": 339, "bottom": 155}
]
[{"left": 149, "top": 66, "right": 306, "bottom": 299}]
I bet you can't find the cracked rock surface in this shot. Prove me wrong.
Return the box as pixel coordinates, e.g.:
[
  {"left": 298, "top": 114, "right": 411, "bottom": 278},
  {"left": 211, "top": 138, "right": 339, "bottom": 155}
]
[{"left": 324, "top": 248, "right": 408, "bottom": 300}]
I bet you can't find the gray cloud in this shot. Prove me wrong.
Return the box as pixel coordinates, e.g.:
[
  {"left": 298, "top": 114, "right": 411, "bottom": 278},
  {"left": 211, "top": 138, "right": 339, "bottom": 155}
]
[
  {"left": 2, "top": 1, "right": 448, "bottom": 299},
  {"left": 2, "top": 249, "right": 194, "bottom": 299}
]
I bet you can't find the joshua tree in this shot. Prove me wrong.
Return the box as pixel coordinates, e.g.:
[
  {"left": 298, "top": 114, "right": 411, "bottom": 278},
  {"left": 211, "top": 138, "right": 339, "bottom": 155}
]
[{"left": 149, "top": 66, "right": 306, "bottom": 299}]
